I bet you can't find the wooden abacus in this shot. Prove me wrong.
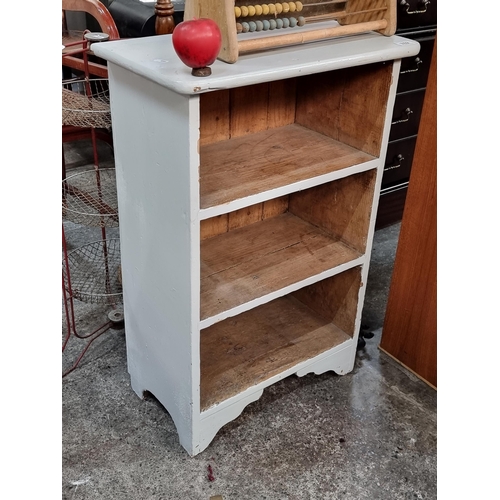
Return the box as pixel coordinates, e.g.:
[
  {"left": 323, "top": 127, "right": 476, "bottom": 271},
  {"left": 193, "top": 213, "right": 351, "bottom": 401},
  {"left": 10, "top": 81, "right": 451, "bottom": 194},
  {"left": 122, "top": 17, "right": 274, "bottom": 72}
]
[{"left": 184, "top": 0, "right": 396, "bottom": 63}]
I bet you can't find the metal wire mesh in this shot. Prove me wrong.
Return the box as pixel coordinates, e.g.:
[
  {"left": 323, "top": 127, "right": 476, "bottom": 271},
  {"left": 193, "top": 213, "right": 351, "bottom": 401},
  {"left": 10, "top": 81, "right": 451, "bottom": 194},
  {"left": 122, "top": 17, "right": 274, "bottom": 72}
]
[
  {"left": 62, "top": 78, "right": 112, "bottom": 129},
  {"left": 63, "top": 238, "right": 122, "bottom": 305},
  {"left": 63, "top": 168, "right": 119, "bottom": 228}
]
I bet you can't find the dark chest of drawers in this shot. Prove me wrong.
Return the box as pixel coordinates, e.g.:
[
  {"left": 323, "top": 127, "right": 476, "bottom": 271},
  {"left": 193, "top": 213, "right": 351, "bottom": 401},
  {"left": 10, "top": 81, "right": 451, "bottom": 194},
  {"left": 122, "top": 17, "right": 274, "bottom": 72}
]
[{"left": 376, "top": 0, "right": 437, "bottom": 229}]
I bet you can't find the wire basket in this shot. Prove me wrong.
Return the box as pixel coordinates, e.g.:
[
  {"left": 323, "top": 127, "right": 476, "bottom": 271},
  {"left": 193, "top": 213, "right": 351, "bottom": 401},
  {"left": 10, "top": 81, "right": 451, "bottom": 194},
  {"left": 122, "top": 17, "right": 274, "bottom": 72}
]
[
  {"left": 62, "top": 78, "right": 112, "bottom": 129},
  {"left": 63, "top": 168, "right": 119, "bottom": 228},
  {"left": 63, "top": 238, "right": 122, "bottom": 305}
]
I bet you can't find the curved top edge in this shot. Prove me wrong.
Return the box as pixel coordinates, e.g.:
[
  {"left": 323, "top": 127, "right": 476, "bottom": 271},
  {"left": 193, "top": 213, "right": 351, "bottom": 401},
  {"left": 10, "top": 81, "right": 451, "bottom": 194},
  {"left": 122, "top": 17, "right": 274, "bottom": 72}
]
[{"left": 93, "top": 30, "right": 420, "bottom": 95}]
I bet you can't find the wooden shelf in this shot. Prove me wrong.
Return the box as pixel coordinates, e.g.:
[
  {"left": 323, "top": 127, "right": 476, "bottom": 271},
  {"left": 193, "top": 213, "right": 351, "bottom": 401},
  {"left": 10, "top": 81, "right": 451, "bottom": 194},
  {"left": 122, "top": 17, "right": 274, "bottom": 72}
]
[
  {"left": 201, "top": 212, "right": 361, "bottom": 323},
  {"left": 200, "top": 294, "right": 352, "bottom": 411},
  {"left": 200, "top": 124, "right": 375, "bottom": 210}
]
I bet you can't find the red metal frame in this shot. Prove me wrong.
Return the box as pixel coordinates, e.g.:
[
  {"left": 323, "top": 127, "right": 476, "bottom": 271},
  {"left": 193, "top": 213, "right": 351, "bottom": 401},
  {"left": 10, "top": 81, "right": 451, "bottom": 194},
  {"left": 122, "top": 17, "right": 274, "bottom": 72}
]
[{"left": 62, "top": 34, "right": 121, "bottom": 378}]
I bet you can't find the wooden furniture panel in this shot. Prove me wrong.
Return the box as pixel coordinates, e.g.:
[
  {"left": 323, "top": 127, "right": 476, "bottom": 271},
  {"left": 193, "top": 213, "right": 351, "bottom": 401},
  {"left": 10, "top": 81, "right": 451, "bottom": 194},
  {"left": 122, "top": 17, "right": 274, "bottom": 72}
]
[
  {"left": 295, "top": 63, "right": 393, "bottom": 157},
  {"left": 379, "top": 38, "right": 436, "bottom": 388}
]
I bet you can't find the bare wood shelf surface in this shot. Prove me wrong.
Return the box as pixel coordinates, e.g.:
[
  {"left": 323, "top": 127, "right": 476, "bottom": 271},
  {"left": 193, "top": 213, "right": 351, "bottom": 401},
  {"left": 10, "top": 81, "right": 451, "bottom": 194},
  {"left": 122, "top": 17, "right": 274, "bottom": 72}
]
[
  {"left": 200, "top": 124, "right": 375, "bottom": 210},
  {"left": 200, "top": 295, "right": 351, "bottom": 410},
  {"left": 200, "top": 212, "right": 361, "bottom": 322}
]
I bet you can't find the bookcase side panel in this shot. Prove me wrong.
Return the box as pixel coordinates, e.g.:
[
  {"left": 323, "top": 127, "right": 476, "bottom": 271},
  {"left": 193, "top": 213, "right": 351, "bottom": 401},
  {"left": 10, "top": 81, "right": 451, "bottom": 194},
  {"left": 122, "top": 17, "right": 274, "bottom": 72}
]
[
  {"left": 107, "top": 64, "right": 201, "bottom": 453},
  {"left": 344, "top": 59, "right": 402, "bottom": 371}
]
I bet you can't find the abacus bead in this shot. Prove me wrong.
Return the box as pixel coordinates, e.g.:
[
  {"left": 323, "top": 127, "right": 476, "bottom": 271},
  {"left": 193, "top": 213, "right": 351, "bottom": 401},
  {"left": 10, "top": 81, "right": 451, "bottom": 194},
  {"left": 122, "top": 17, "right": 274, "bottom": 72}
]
[
  {"left": 255, "top": 5, "right": 263, "bottom": 15},
  {"left": 288, "top": 2, "right": 296, "bottom": 12},
  {"left": 269, "top": 18, "right": 277, "bottom": 29},
  {"left": 289, "top": 16, "right": 297, "bottom": 27},
  {"left": 255, "top": 20, "right": 263, "bottom": 30},
  {"left": 262, "top": 19, "right": 270, "bottom": 30},
  {"left": 276, "top": 18, "right": 283, "bottom": 28},
  {"left": 235, "top": 6, "right": 241, "bottom": 17},
  {"left": 241, "top": 21, "right": 250, "bottom": 32},
  {"left": 248, "top": 5, "right": 256, "bottom": 16},
  {"left": 268, "top": 4, "right": 276, "bottom": 14},
  {"left": 282, "top": 2, "right": 290, "bottom": 13},
  {"left": 295, "top": 1, "right": 303, "bottom": 11},
  {"left": 249, "top": 21, "right": 257, "bottom": 31},
  {"left": 241, "top": 5, "right": 249, "bottom": 16},
  {"left": 297, "top": 15, "right": 305, "bottom": 26},
  {"left": 275, "top": 3, "right": 283, "bottom": 14},
  {"left": 282, "top": 17, "right": 290, "bottom": 28},
  {"left": 262, "top": 4, "right": 270, "bottom": 14},
  {"left": 236, "top": 22, "right": 243, "bottom": 33}
]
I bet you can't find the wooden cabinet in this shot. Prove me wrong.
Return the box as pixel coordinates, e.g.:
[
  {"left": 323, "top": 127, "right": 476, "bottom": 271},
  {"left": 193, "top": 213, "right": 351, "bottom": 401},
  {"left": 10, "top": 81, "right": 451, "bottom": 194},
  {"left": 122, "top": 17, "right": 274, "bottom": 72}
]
[
  {"left": 94, "top": 33, "right": 419, "bottom": 456},
  {"left": 376, "top": 0, "right": 436, "bottom": 228},
  {"left": 379, "top": 37, "right": 437, "bottom": 388}
]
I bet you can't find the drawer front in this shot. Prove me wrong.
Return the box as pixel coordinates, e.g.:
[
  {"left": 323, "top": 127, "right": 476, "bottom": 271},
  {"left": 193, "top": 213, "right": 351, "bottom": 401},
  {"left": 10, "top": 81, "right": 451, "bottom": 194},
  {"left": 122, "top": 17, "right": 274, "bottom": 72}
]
[
  {"left": 397, "top": 35, "right": 435, "bottom": 93},
  {"left": 389, "top": 89, "right": 426, "bottom": 141},
  {"left": 376, "top": 184, "right": 409, "bottom": 229},
  {"left": 382, "top": 135, "right": 417, "bottom": 188},
  {"left": 397, "top": 0, "right": 437, "bottom": 31}
]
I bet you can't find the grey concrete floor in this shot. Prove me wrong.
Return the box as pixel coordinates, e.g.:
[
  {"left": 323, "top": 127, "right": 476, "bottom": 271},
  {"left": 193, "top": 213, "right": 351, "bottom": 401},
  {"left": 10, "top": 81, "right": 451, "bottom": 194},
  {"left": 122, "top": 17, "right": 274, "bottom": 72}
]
[{"left": 62, "top": 140, "right": 437, "bottom": 500}]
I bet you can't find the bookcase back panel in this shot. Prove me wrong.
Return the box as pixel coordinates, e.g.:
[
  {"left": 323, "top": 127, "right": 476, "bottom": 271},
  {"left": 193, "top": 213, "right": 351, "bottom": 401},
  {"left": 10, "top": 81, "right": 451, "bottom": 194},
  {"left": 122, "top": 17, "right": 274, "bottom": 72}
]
[
  {"left": 200, "top": 63, "right": 392, "bottom": 156},
  {"left": 295, "top": 62, "right": 393, "bottom": 157},
  {"left": 200, "top": 79, "right": 297, "bottom": 146}
]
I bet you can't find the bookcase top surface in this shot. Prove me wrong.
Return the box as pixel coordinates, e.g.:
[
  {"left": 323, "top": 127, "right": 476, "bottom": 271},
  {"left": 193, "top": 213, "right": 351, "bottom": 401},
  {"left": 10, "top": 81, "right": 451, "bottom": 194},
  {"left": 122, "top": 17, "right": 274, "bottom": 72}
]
[{"left": 93, "top": 30, "right": 420, "bottom": 95}]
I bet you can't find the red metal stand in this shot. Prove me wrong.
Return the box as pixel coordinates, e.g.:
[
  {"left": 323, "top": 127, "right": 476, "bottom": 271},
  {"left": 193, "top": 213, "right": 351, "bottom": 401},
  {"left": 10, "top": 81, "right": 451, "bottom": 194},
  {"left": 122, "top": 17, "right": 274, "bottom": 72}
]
[{"left": 62, "top": 34, "right": 123, "bottom": 378}]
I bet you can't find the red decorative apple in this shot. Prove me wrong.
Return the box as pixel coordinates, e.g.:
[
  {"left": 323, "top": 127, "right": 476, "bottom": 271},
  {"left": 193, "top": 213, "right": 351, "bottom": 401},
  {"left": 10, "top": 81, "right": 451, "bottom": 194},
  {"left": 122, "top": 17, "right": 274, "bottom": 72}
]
[{"left": 172, "top": 18, "right": 222, "bottom": 77}]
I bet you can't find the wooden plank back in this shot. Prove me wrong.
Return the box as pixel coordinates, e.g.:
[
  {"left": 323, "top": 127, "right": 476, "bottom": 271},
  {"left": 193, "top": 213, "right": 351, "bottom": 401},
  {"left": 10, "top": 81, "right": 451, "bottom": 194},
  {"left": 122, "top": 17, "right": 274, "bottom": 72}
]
[
  {"left": 295, "top": 63, "right": 393, "bottom": 157},
  {"left": 292, "top": 266, "right": 362, "bottom": 336},
  {"left": 289, "top": 170, "right": 377, "bottom": 254}
]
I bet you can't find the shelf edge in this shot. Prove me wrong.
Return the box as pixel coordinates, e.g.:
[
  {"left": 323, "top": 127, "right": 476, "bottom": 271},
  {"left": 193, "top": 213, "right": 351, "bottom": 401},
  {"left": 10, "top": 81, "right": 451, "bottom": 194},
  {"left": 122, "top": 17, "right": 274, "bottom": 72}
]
[
  {"left": 199, "top": 160, "right": 379, "bottom": 221},
  {"left": 200, "top": 255, "right": 365, "bottom": 329}
]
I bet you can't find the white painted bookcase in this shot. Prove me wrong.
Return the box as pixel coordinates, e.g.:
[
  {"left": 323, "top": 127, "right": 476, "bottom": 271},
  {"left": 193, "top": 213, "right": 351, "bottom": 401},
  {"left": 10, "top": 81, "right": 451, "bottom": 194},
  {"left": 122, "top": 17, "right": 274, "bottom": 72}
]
[{"left": 94, "top": 32, "right": 420, "bottom": 456}]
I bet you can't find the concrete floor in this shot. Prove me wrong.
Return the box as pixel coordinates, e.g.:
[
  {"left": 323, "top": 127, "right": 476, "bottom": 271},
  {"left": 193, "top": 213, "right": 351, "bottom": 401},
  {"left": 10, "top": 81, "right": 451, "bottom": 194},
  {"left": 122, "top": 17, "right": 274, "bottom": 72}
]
[{"left": 62, "top": 140, "right": 437, "bottom": 500}]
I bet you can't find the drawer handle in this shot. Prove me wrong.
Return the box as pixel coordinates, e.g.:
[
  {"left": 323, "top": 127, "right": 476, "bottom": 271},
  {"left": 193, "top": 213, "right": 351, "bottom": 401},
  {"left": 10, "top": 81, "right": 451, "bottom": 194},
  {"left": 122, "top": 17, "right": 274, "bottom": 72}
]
[
  {"left": 392, "top": 108, "right": 413, "bottom": 125},
  {"left": 401, "top": 57, "right": 422, "bottom": 74},
  {"left": 400, "top": 0, "right": 430, "bottom": 14},
  {"left": 385, "top": 154, "right": 405, "bottom": 171}
]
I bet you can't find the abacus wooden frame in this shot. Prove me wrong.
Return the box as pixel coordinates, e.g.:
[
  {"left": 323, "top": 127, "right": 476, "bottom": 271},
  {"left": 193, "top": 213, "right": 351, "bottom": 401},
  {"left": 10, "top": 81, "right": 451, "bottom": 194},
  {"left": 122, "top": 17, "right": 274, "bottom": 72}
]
[{"left": 184, "top": 0, "right": 397, "bottom": 63}]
